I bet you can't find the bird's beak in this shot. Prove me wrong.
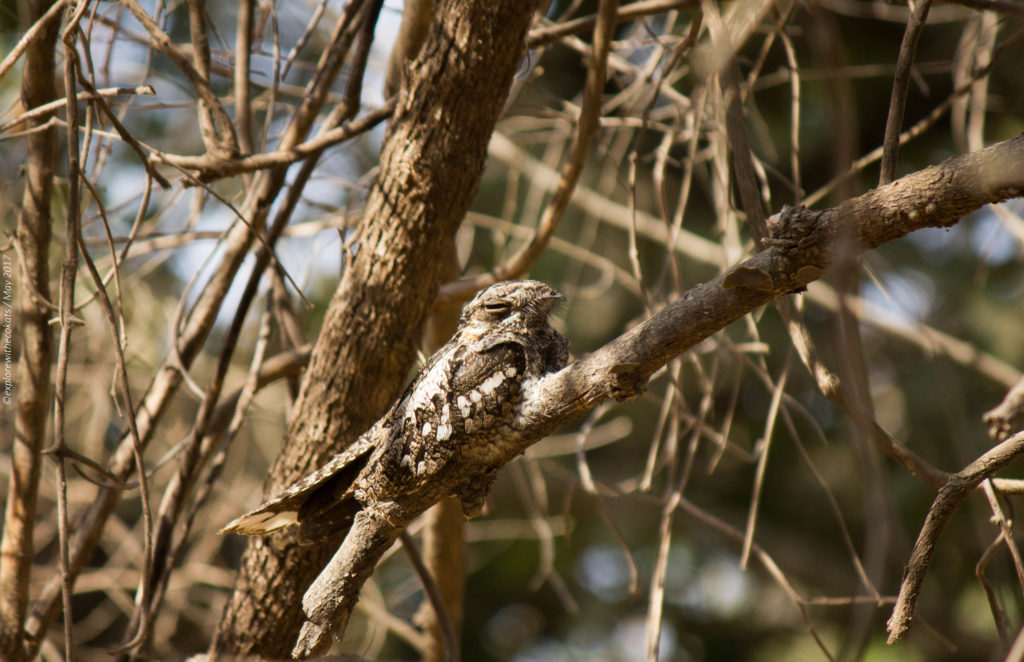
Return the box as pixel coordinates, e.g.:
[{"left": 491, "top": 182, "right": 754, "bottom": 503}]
[{"left": 537, "top": 290, "right": 566, "bottom": 313}]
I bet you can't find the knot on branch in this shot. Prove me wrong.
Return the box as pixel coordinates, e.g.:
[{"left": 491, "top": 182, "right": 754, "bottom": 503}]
[
  {"left": 765, "top": 204, "right": 829, "bottom": 248},
  {"left": 609, "top": 362, "right": 649, "bottom": 401},
  {"left": 761, "top": 204, "right": 832, "bottom": 292}
]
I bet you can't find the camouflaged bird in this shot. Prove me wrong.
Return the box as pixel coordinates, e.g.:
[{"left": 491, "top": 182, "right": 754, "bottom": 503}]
[{"left": 220, "top": 280, "right": 569, "bottom": 543}]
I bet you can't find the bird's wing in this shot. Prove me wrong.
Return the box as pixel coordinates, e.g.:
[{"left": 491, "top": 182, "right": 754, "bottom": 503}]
[
  {"left": 218, "top": 433, "right": 376, "bottom": 537},
  {"left": 219, "top": 341, "right": 461, "bottom": 539},
  {"left": 366, "top": 339, "right": 527, "bottom": 498}
]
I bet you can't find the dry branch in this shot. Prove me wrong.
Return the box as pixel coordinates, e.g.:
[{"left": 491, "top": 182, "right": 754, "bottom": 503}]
[
  {"left": 530, "top": 135, "right": 1024, "bottom": 429},
  {"left": 985, "top": 376, "right": 1024, "bottom": 441},
  {"left": 879, "top": 0, "right": 933, "bottom": 185},
  {"left": 151, "top": 100, "right": 396, "bottom": 182},
  {"left": 887, "top": 430, "right": 1024, "bottom": 643}
]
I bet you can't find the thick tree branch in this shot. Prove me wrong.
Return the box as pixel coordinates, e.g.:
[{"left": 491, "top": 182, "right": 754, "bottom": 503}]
[
  {"left": 485, "top": 132, "right": 1021, "bottom": 389},
  {"left": 296, "top": 135, "right": 1024, "bottom": 652},
  {"left": 525, "top": 134, "right": 1024, "bottom": 435}
]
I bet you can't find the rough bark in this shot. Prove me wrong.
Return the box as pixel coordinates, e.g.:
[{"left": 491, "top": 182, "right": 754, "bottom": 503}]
[
  {"left": 0, "top": 2, "right": 58, "bottom": 660},
  {"left": 212, "top": 0, "right": 541, "bottom": 656}
]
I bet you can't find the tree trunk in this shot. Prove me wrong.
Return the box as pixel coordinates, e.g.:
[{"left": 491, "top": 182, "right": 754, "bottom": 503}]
[{"left": 211, "top": 0, "right": 541, "bottom": 655}]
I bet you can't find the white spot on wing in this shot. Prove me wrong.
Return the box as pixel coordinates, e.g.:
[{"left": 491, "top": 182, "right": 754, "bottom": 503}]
[
  {"left": 513, "top": 376, "right": 542, "bottom": 428},
  {"left": 479, "top": 372, "right": 506, "bottom": 395},
  {"left": 407, "top": 348, "right": 456, "bottom": 413}
]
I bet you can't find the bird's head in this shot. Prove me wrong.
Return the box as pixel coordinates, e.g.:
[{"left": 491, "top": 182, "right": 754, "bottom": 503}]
[{"left": 457, "top": 280, "right": 564, "bottom": 339}]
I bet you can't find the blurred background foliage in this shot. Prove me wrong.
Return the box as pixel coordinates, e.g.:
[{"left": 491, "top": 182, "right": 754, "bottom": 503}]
[{"left": 3, "top": 0, "right": 1024, "bottom": 660}]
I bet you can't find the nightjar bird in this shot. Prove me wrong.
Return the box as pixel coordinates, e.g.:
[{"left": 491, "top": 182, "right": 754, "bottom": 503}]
[{"left": 220, "top": 279, "right": 569, "bottom": 543}]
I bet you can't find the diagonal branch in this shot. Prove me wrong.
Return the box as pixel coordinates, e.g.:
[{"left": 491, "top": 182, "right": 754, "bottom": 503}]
[
  {"left": 118, "top": 0, "right": 238, "bottom": 158},
  {"left": 294, "top": 133, "right": 1024, "bottom": 655},
  {"left": 527, "top": 135, "right": 1024, "bottom": 433}
]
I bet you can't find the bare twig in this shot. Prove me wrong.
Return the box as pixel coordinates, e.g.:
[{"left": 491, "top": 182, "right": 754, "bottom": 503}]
[
  {"left": 0, "top": 85, "right": 153, "bottom": 135},
  {"left": 879, "top": 0, "right": 932, "bottom": 184},
  {"left": 185, "top": 0, "right": 235, "bottom": 155},
  {"left": 150, "top": 99, "right": 395, "bottom": 181},
  {"left": 399, "top": 531, "right": 456, "bottom": 662},
  {"left": 118, "top": 0, "right": 237, "bottom": 157},
  {"left": 528, "top": 0, "right": 699, "bottom": 47},
  {"left": 985, "top": 376, "right": 1024, "bottom": 441},
  {"left": 974, "top": 533, "right": 1010, "bottom": 650},
  {"left": 74, "top": 219, "right": 155, "bottom": 656},
  {"left": 50, "top": 7, "right": 90, "bottom": 655},
  {"left": 946, "top": 0, "right": 1024, "bottom": 15},
  {"left": 740, "top": 353, "right": 790, "bottom": 568},
  {"left": 234, "top": 0, "right": 255, "bottom": 157},
  {"left": 807, "top": 26, "right": 1024, "bottom": 206},
  {"left": 60, "top": 70, "right": 170, "bottom": 188},
  {"left": 887, "top": 430, "right": 1024, "bottom": 642}
]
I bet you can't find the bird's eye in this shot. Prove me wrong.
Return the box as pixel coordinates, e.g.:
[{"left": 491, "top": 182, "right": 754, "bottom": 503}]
[{"left": 483, "top": 301, "right": 511, "bottom": 315}]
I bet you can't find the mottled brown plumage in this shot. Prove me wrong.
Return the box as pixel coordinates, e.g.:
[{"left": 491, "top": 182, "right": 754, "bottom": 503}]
[{"left": 220, "top": 280, "right": 569, "bottom": 542}]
